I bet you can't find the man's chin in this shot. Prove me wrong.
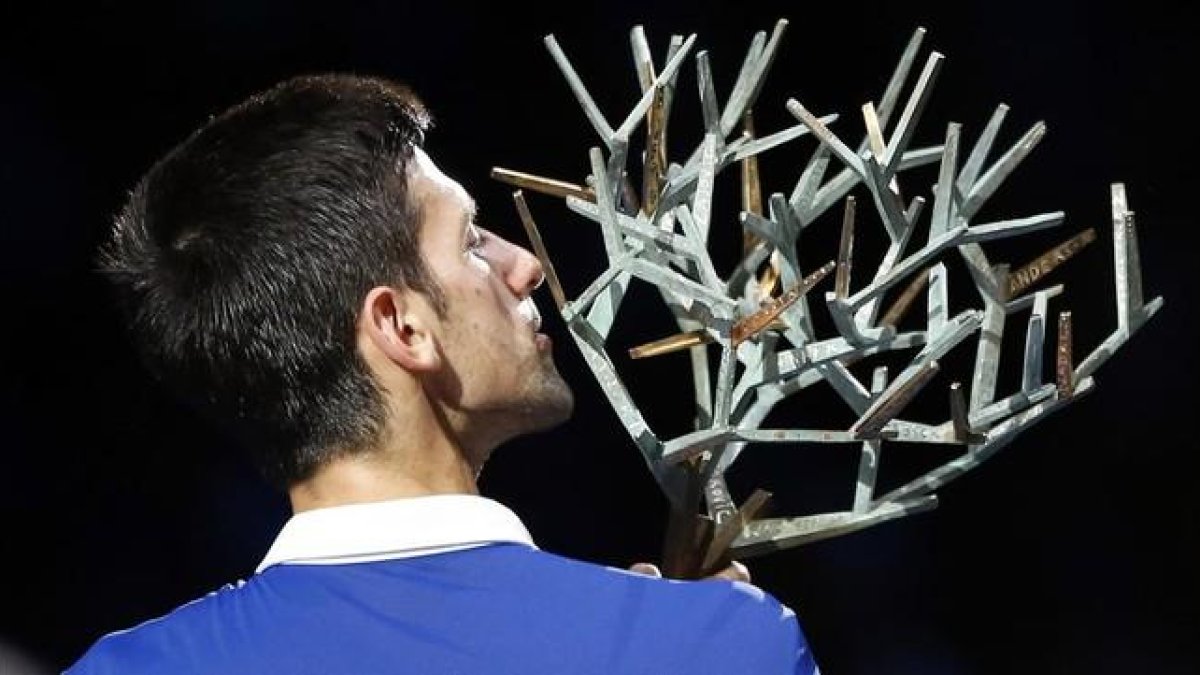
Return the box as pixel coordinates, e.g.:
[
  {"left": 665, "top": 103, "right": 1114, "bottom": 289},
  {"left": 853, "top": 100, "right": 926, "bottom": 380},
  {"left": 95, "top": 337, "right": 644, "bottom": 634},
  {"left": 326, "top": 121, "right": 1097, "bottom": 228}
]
[{"left": 527, "top": 382, "right": 575, "bottom": 432}]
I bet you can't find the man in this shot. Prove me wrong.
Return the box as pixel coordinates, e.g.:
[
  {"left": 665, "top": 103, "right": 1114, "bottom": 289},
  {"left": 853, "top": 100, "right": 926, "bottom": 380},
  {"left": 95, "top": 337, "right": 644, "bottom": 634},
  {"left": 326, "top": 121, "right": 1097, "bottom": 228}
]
[{"left": 69, "top": 73, "right": 819, "bottom": 674}]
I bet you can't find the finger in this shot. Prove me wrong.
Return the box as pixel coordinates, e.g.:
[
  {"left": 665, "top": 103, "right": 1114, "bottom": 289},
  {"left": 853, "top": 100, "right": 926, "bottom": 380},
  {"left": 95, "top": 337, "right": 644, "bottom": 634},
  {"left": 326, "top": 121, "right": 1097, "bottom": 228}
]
[
  {"left": 711, "top": 560, "right": 751, "bottom": 583},
  {"left": 628, "top": 562, "right": 663, "bottom": 578}
]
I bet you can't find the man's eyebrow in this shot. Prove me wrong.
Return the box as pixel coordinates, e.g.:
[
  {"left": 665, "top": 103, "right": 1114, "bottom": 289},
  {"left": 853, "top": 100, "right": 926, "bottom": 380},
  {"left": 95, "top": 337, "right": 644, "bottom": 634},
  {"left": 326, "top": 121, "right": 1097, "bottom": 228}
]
[
  {"left": 460, "top": 196, "right": 479, "bottom": 242},
  {"left": 464, "top": 195, "right": 478, "bottom": 222}
]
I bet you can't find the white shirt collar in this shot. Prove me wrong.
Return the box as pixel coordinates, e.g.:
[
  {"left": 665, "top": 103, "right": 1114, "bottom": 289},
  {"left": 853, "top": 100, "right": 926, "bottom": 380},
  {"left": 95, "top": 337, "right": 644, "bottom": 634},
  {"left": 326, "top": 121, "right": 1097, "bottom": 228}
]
[{"left": 256, "top": 494, "right": 537, "bottom": 574}]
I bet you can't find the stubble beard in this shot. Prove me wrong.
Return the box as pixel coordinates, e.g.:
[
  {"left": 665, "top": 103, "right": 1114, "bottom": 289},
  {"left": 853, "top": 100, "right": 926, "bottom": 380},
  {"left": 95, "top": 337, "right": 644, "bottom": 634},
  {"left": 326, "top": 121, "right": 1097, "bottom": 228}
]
[
  {"left": 514, "top": 350, "right": 575, "bottom": 432},
  {"left": 464, "top": 352, "right": 574, "bottom": 472}
]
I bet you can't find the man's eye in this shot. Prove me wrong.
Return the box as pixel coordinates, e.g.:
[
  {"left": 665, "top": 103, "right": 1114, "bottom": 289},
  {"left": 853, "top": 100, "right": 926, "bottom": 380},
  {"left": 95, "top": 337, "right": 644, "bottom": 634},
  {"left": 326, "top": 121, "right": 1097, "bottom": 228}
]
[{"left": 466, "top": 228, "right": 485, "bottom": 252}]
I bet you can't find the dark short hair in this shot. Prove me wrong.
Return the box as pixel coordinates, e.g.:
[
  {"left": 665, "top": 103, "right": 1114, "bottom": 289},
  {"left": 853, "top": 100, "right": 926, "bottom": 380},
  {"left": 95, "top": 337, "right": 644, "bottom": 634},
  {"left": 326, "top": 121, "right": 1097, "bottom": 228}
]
[{"left": 99, "top": 73, "right": 442, "bottom": 489}]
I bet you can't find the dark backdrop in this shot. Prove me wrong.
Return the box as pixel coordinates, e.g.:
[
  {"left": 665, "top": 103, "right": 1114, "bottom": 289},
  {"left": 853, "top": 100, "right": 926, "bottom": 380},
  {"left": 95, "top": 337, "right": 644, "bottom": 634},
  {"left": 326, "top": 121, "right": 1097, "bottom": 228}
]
[{"left": 1, "top": 1, "right": 1195, "bottom": 673}]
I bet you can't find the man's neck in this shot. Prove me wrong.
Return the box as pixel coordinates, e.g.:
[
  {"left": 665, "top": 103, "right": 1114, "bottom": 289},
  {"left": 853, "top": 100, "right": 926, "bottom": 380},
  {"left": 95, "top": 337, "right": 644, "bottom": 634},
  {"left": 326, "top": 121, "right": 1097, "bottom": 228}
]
[{"left": 287, "top": 443, "right": 478, "bottom": 513}]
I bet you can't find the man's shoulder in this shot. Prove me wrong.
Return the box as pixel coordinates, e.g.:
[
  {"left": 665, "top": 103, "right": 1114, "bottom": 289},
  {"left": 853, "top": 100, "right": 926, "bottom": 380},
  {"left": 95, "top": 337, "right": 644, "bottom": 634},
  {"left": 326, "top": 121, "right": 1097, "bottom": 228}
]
[
  {"left": 526, "top": 546, "right": 789, "bottom": 611},
  {"left": 65, "top": 581, "right": 250, "bottom": 675},
  {"left": 658, "top": 578, "right": 818, "bottom": 673},
  {"left": 517, "top": 549, "right": 819, "bottom": 673}
]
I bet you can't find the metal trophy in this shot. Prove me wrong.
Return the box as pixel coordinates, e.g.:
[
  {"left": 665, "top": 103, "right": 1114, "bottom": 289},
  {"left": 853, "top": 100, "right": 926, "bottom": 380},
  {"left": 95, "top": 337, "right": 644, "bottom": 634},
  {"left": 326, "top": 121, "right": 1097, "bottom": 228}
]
[{"left": 493, "top": 21, "right": 1161, "bottom": 578}]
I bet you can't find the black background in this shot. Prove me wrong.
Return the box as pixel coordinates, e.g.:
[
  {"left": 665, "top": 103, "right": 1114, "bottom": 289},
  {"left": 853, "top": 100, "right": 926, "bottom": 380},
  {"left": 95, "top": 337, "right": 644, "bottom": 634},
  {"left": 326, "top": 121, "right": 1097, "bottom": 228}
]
[{"left": 1, "top": 1, "right": 1196, "bottom": 673}]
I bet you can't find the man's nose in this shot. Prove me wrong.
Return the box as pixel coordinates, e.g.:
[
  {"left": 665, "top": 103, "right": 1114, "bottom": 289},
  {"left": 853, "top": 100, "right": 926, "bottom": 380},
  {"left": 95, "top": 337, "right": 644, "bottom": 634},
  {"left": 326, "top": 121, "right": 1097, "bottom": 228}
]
[{"left": 503, "top": 239, "right": 546, "bottom": 298}]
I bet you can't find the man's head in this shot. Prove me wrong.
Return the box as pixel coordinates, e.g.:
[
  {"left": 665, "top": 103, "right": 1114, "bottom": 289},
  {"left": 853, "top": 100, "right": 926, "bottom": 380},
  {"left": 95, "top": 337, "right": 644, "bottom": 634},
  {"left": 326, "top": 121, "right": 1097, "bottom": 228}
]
[
  {"left": 101, "top": 73, "right": 572, "bottom": 491},
  {"left": 358, "top": 147, "right": 574, "bottom": 468}
]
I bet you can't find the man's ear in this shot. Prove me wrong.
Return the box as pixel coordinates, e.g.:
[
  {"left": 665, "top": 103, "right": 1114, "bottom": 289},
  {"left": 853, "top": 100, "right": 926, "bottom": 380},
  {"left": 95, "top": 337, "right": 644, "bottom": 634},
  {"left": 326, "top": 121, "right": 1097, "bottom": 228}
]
[{"left": 360, "top": 286, "right": 440, "bottom": 373}]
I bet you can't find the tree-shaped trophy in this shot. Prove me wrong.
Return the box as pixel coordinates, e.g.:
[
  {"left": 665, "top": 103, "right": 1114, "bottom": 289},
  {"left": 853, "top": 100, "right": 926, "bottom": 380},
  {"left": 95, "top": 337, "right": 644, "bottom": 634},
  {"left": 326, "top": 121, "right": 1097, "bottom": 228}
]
[{"left": 492, "top": 20, "right": 1162, "bottom": 579}]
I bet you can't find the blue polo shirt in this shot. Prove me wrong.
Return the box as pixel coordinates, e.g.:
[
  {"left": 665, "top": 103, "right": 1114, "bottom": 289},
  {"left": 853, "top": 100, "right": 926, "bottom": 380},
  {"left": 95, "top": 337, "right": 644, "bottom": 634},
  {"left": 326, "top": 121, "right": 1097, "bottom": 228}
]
[{"left": 68, "top": 495, "right": 819, "bottom": 674}]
